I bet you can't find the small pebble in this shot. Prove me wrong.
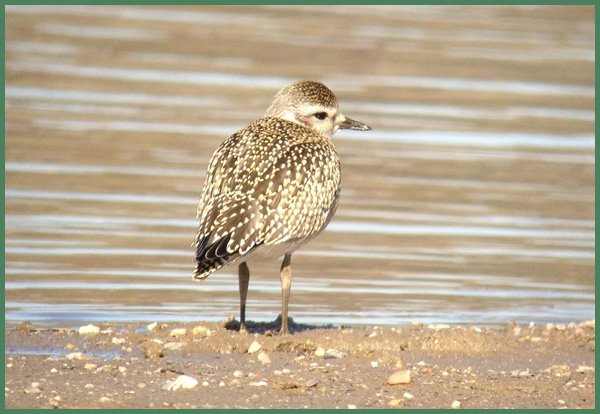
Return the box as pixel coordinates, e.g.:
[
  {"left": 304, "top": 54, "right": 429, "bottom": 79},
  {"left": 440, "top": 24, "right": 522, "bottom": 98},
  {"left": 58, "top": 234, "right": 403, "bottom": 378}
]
[
  {"left": 576, "top": 365, "right": 594, "bottom": 373},
  {"left": 163, "top": 342, "right": 186, "bottom": 351},
  {"left": 202, "top": 381, "right": 209, "bottom": 387},
  {"left": 548, "top": 365, "right": 570, "bottom": 376},
  {"left": 305, "top": 379, "right": 319, "bottom": 388},
  {"left": 166, "top": 375, "right": 198, "bottom": 391},
  {"left": 78, "top": 324, "right": 100, "bottom": 335},
  {"left": 314, "top": 347, "right": 325, "bottom": 357},
  {"left": 112, "top": 337, "right": 126, "bottom": 345},
  {"left": 169, "top": 328, "right": 186, "bottom": 337},
  {"left": 16, "top": 321, "right": 36, "bottom": 334},
  {"left": 219, "top": 381, "right": 225, "bottom": 387},
  {"left": 371, "top": 361, "right": 379, "bottom": 368},
  {"left": 84, "top": 383, "right": 94, "bottom": 389},
  {"left": 282, "top": 368, "right": 291, "bottom": 374},
  {"left": 141, "top": 340, "right": 164, "bottom": 360},
  {"left": 48, "top": 396, "right": 62, "bottom": 408},
  {"left": 411, "top": 321, "right": 422, "bottom": 326},
  {"left": 451, "top": 400, "right": 461, "bottom": 409},
  {"left": 348, "top": 404, "right": 357, "bottom": 409},
  {"left": 388, "top": 399, "right": 402, "bottom": 407},
  {"left": 98, "top": 396, "right": 112, "bottom": 403},
  {"left": 192, "top": 326, "right": 209, "bottom": 336},
  {"left": 101, "top": 365, "right": 118, "bottom": 373},
  {"left": 387, "top": 370, "right": 411, "bottom": 385},
  {"left": 403, "top": 392, "right": 414, "bottom": 400},
  {"left": 257, "top": 352, "right": 271, "bottom": 365},
  {"left": 84, "top": 363, "right": 97, "bottom": 370},
  {"left": 249, "top": 381, "right": 268, "bottom": 387},
  {"left": 24, "top": 386, "right": 41, "bottom": 395},
  {"left": 65, "top": 352, "right": 88, "bottom": 361},
  {"left": 233, "top": 370, "right": 244, "bottom": 378},
  {"left": 324, "top": 348, "right": 348, "bottom": 359},
  {"left": 248, "top": 341, "right": 262, "bottom": 354},
  {"left": 50, "top": 368, "right": 58, "bottom": 373},
  {"left": 530, "top": 336, "right": 542, "bottom": 343},
  {"left": 146, "top": 322, "right": 158, "bottom": 331},
  {"left": 511, "top": 369, "right": 532, "bottom": 378}
]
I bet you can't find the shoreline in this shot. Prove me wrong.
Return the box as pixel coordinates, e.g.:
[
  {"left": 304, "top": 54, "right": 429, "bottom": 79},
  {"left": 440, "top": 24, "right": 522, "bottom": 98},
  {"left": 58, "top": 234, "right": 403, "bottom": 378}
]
[{"left": 5, "top": 319, "right": 595, "bottom": 409}]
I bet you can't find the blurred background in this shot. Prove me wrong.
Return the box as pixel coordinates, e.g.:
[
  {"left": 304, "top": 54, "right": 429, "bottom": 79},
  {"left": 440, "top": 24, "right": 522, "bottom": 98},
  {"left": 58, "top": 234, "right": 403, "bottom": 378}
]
[{"left": 5, "top": 5, "right": 595, "bottom": 327}]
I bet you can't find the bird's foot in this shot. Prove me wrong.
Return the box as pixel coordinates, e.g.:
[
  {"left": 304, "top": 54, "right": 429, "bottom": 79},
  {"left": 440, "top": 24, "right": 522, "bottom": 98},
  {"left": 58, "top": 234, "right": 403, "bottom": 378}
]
[{"left": 276, "top": 314, "right": 295, "bottom": 335}]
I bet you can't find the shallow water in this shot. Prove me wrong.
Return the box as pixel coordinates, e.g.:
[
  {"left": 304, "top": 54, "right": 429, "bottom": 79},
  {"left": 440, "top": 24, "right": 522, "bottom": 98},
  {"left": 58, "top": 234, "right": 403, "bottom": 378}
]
[{"left": 5, "top": 5, "right": 595, "bottom": 328}]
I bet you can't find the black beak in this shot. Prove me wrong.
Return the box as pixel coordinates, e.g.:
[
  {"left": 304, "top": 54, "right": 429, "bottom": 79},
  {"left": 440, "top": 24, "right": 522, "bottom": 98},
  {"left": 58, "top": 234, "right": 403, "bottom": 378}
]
[{"left": 338, "top": 114, "right": 371, "bottom": 131}]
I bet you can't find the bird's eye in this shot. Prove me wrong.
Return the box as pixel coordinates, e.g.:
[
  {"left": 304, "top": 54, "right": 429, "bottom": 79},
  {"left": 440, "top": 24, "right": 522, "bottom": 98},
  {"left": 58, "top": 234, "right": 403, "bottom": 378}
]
[{"left": 313, "top": 112, "right": 328, "bottom": 120}]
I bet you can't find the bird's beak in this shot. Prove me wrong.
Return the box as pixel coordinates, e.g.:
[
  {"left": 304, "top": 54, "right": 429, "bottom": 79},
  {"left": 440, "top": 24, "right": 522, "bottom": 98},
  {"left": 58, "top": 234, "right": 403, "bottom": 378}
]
[{"left": 337, "top": 114, "right": 371, "bottom": 131}]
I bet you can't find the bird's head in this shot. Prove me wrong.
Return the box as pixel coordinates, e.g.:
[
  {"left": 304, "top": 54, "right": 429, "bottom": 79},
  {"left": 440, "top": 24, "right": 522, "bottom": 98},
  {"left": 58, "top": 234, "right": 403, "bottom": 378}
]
[{"left": 265, "top": 80, "right": 371, "bottom": 139}]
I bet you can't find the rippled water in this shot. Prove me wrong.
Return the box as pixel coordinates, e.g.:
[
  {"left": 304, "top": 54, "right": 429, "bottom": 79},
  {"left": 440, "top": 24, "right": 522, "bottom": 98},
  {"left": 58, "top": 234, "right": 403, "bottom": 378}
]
[{"left": 5, "top": 5, "right": 595, "bottom": 328}]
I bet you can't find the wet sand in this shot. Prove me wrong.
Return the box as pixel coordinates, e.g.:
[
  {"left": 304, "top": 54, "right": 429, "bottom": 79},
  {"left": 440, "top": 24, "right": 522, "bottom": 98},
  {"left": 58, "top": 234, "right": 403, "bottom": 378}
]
[{"left": 5, "top": 319, "right": 595, "bottom": 409}]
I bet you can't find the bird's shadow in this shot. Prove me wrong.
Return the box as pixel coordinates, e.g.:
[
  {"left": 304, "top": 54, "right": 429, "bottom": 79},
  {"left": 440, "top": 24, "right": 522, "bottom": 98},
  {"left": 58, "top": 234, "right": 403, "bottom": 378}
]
[{"left": 223, "top": 315, "right": 337, "bottom": 335}]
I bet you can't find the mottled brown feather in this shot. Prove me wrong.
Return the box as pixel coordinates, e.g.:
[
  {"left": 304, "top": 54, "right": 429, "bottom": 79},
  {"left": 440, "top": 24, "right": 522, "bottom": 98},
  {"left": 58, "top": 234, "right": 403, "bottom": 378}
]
[{"left": 193, "top": 117, "right": 340, "bottom": 279}]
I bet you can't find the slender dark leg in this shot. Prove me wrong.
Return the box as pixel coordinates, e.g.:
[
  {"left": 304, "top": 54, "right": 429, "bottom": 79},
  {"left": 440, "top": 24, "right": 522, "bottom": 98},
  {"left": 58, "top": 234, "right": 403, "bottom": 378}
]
[
  {"left": 280, "top": 253, "right": 292, "bottom": 335},
  {"left": 238, "top": 262, "right": 250, "bottom": 332}
]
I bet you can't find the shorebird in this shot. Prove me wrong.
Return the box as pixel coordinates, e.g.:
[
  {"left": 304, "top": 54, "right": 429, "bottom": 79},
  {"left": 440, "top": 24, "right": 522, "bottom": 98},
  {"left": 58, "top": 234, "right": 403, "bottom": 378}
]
[{"left": 192, "top": 80, "right": 371, "bottom": 334}]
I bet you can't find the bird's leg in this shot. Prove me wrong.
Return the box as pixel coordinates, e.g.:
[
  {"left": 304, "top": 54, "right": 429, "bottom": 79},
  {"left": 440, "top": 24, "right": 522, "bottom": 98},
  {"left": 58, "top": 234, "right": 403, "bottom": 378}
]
[
  {"left": 279, "top": 253, "right": 292, "bottom": 335},
  {"left": 238, "top": 262, "right": 250, "bottom": 333}
]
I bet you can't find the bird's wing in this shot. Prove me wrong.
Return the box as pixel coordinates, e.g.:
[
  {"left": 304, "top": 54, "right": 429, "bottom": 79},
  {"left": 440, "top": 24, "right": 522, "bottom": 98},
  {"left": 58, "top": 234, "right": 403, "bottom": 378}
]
[
  {"left": 261, "top": 141, "right": 340, "bottom": 245},
  {"left": 193, "top": 119, "right": 340, "bottom": 278},
  {"left": 194, "top": 124, "right": 274, "bottom": 275}
]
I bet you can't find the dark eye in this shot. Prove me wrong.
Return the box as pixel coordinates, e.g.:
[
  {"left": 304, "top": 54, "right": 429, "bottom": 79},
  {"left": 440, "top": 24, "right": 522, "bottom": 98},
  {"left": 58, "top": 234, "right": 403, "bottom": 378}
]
[{"left": 313, "top": 112, "right": 328, "bottom": 120}]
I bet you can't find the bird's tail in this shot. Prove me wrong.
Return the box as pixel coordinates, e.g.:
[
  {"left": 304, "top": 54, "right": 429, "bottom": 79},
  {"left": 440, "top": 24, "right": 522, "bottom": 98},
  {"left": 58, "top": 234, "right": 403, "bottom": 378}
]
[{"left": 192, "top": 234, "right": 234, "bottom": 281}]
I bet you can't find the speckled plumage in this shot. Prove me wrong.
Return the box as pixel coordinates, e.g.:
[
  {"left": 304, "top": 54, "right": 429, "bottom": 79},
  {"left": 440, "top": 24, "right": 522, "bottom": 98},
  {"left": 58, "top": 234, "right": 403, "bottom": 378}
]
[
  {"left": 193, "top": 117, "right": 341, "bottom": 277},
  {"left": 192, "top": 80, "right": 370, "bottom": 334}
]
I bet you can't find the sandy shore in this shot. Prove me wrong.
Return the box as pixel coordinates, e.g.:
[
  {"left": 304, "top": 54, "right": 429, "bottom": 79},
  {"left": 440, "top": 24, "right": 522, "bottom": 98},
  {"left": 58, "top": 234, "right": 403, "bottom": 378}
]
[{"left": 5, "top": 318, "right": 595, "bottom": 409}]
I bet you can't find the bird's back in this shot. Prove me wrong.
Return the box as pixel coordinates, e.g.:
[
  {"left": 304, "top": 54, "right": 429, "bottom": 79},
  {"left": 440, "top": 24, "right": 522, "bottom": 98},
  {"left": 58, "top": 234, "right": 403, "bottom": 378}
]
[{"left": 193, "top": 116, "right": 341, "bottom": 280}]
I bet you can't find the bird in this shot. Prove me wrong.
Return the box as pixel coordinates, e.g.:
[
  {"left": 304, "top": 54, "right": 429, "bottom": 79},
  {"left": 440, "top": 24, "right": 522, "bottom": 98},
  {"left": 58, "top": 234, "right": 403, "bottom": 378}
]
[{"left": 192, "top": 80, "right": 371, "bottom": 334}]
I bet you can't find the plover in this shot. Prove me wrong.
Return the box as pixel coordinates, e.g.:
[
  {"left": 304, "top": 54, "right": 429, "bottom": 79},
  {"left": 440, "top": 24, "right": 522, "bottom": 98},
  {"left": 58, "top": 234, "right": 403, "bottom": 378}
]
[{"left": 193, "top": 80, "right": 371, "bottom": 334}]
